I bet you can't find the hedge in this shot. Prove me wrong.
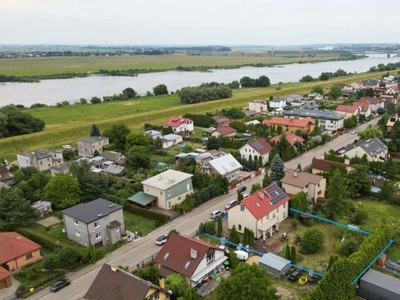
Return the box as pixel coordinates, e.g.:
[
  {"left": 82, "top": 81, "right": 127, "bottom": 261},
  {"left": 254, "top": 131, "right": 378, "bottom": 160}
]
[
  {"left": 16, "top": 228, "right": 62, "bottom": 251},
  {"left": 124, "top": 204, "right": 168, "bottom": 227}
]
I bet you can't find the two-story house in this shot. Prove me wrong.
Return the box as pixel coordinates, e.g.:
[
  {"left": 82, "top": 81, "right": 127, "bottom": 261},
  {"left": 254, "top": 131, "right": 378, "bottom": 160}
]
[
  {"left": 17, "top": 149, "right": 64, "bottom": 171},
  {"left": 282, "top": 109, "right": 344, "bottom": 131},
  {"left": 154, "top": 234, "right": 227, "bottom": 287},
  {"left": 337, "top": 138, "right": 388, "bottom": 162},
  {"left": 77, "top": 136, "right": 110, "bottom": 158},
  {"left": 239, "top": 138, "right": 272, "bottom": 166},
  {"left": 62, "top": 198, "right": 125, "bottom": 248},
  {"left": 262, "top": 117, "right": 316, "bottom": 134},
  {"left": 270, "top": 132, "right": 304, "bottom": 147},
  {"left": 353, "top": 101, "right": 371, "bottom": 117},
  {"left": 228, "top": 182, "right": 290, "bottom": 241},
  {"left": 281, "top": 169, "right": 326, "bottom": 202},
  {"left": 248, "top": 100, "right": 268, "bottom": 113},
  {"left": 336, "top": 105, "right": 358, "bottom": 119},
  {"left": 269, "top": 98, "right": 286, "bottom": 109},
  {"left": 362, "top": 80, "right": 380, "bottom": 90},
  {"left": 205, "top": 153, "right": 242, "bottom": 182},
  {"left": 84, "top": 264, "right": 170, "bottom": 300},
  {"left": 358, "top": 97, "right": 384, "bottom": 112},
  {"left": 139, "top": 169, "right": 193, "bottom": 210},
  {"left": 380, "top": 95, "right": 397, "bottom": 107},
  {"left": 164, "top": 117, "right": 194, "bottom": 135}
]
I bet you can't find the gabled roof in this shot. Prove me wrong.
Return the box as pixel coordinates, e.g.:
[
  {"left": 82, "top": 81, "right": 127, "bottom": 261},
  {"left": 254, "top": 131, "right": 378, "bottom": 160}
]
[
  {"left": 270, "top": 98, "right": 285, "bottom": 103},
  {"left": 340, "top": 138, "right": 388, "bottom": 158},
  {"left": 311, "top": 158, "right": 348, "bottom": 173},
  {"left": 283, "top": 109, "right": 345, "bottom": 120},
  {"left": 164, "top": 117, "right": 192, "bottom": 128},
  {"left": 101, "top": 150, "right": 126, "bottom": 163},
  {"left": 0, "top": 232, "right": 41, "bottom": 264},
  {"left": 259, "top": 253, "right": 290, "bottom": 271},
  {"left": 154, "top": 234, "right": 224, "bottom": 278},
  {"left": 213, "top": 116, "right": 231, "bottom": 124},
  {"left": 270, "top": 132, "right": 304, "bottom": 146},
  {"left": 62, "top": 198, "right": 123, "bottom": 224},
  {"left": 241, "top": 182, "right": 290, "bottom": 220},
  {"left": 141, "top": 169, "right": 193, "bottom": 190},
  {"left": 77, "top": 136, "right": 109, "bottom": 144},
  {"left": 163, "top": 134, "right": 182, "bottom": 141},
  {"left": 263, "top": 117, "right": 315, "bottom": 128},
  {"left": 281, "top": 169, "right": 324, "bottom": 188},
  {"left": 362, "top": 79, "right": 379, "bottom": 86},
  {"left": 336, "top": 105, "right": 358, "bottom": 113},
  {"left": 352, "top": 101, "right": 370, "bottom": 112},
  {"left": 358, "top": 97, "right": 380, "bottom": 105},
  {"left": 207, "top": 154, "right": 242, "bottom": 175},
  {"left": 85, "top": 264, "right": 168, "bottom": 300},
  {"left": 0, "top": 266, "right": 12, "bottom": 281},
  {"left": 245, "top": 138, "right": 272, "bottom": 155},
  {"left": 215, "top": 126, "right": 237, "bottom": 136}
]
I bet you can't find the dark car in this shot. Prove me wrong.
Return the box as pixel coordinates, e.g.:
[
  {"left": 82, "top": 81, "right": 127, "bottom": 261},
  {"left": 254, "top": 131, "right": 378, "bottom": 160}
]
[
  {"left": 50, "top": 278, "right": 71, "bottom": 292},
  {"left": 287, "top": 271, "right": 300, "bottom": 281},
  {"left": 237, "top": 186, "right": 247, "bottom": 193}
]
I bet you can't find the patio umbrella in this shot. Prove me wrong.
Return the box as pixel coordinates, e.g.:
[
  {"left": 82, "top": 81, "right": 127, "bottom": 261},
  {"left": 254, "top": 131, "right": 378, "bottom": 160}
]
[{"left": 223, "top": 260, "right": 230, "bottom": 266}]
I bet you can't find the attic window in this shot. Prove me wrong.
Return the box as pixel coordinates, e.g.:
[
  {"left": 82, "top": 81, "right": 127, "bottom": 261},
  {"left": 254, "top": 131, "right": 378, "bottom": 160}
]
[
  {"left": 164, "top": 253, "right": 170, "bottom": 260},
  {"left": 184, "top": 261, "right": 191, "bottom": 269}
]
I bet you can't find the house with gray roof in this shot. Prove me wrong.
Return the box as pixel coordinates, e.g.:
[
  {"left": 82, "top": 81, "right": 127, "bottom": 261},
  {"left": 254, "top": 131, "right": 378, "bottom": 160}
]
[
  {"left": 356, "top": 269, "right": 400, "bottom": 300},
  {"left": 77, "top": 136, "right": 109, "bottom": 158},
  {"left": 302, "top": 101, "right": 320, "bottom": 110},
  {"left": 283, "top": 108, "right": 344, "bottom": 131},
  {"left": 205, "top": 153, "right": 242, "bottom": 182},
  {"left": 62, "top": 198, "right": 124, "bottom": 248},
  {"left": 337, "top": 138, "right": 388, "bottom": 162},
  {"left": 17, "top": 149, "right": 64, "bottom": 172}
]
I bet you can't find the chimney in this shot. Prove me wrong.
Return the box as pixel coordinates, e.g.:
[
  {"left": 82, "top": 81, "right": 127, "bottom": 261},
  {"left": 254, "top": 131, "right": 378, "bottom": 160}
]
[
  {"left": 258, "top": 192, "right": 264, "bottom": 199},
  {"left": 110, "top": 265, "right": 118, "bottom": 272},
  {"left": 190, "top": 248, "right": 197, "bottom": 259},
  {"left": 159, "top": 278, "right": 165, "bottom": 289},
  {"left": 294, "top": 170, "right": 299, "bottom": 177}
]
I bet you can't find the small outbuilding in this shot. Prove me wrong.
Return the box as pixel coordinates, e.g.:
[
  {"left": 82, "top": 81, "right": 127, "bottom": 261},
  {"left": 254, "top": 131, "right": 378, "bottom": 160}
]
[
  {"left": 259, "top": 253, "right": 291, "bottom": 277},
  {"left": 356, "top": 269, "right": 400, "bottom": 300},
  {"left": 31, "top": 201, "right": 52, "bottom": 217}
]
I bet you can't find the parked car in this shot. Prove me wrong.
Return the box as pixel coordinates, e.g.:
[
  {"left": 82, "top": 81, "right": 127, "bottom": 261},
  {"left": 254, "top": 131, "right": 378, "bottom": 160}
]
[
  {"left": 237, "top": 186, "right": 247, "bottom": 193},
  {"left": 210, "top": 210, "right": 223, "bottom": 219},
  {"left": 225, "top": 199, "right": 238, "bottom": 210},
  {"left": 243, "top": 194, "right": 249, "bottom": 199},
  {"left": 350, "top": 130, "right": 356, "bottom": 134},
  {"left": 241, "top": 167, "right": 251, "bottom": 172},
  {"left": 156, "top": 235, "right": 168, "bottom": 246},
  {"left": 62, "top": 145, "right": 72, "bottom": 149},
  {"left": 234, "top": 250, "right": 249, "bottom": 261},
  {"left": 50, "top": 278, "right": 71, "bottom": 292},
  {"left": 287, "top": 270, "right": 301, "bottom": 281}
]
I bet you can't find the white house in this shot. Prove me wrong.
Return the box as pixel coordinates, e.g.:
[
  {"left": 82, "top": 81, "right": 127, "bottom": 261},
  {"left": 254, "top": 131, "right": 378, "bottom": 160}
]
[
  {"left": 338, "top": 138, "right": 388, "bottom": 162},
  {"left": 248, "top": 100, "right": 268, "bottom": 113},
  {"left": 154, "top": 234, "right": 227, "bottom": 287},
  {"left": 228, "top": 183, "right": 290, "bottom": 241},
  {"left": 205, "top": 153, "right": 242, "bottom": 182},
  {"left": 357, "top": 97, "right": 384, "bottom": 112},
  {"left": 164, "top": 117, "right": 194, "bottom": 134},
  {"left": 162, "top": 134, "right": 183, "bottom": 148},
  {"left": 282, "top": 109, "right": 344, "bottom": 131},
  {"left": 269, "top": 98, "right": 286, "bottom": 109},
  {"left": 17, "top": 149, "right": 64, "bottom": 171},
  {"left": 239, "top": 138, "right": 272, "bottom": 166}
]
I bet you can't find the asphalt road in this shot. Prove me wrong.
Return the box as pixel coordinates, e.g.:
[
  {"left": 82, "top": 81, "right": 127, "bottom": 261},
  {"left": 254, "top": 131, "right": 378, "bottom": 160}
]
[{"left": 30, "top": 117, "right": 380, "bottom": 300}]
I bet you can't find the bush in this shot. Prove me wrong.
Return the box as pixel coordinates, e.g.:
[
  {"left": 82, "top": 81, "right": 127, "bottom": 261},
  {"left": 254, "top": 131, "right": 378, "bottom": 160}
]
[
  {"left": 16, "top": 228, "right": 59, "bottom": 250},
  {"left": 300, "top": 228, "right": 324, "bottom": 254},
  {"left": 351, "top": 209, "right": 369, "bottom": 225},
  {"left": 124, "top": 204, "right": 168, "bottom": 227}
]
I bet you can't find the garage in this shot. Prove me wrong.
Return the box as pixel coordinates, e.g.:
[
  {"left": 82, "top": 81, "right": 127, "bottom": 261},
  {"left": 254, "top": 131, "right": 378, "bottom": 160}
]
[
  {"left": 0, "top": 267, "right": 12, "bottom": 290},
  {"left": 258, "top": 253, "right": 291, "bottom": 277},
  {"left": 356, "top": 269, "right": 400, "bottom": 300}
]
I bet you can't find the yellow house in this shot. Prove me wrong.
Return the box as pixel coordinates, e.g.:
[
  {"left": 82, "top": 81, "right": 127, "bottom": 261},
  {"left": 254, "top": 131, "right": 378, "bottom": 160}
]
[
  {"left": 84, "top": 264, "right": 170, "bottom": 300},
  {"left": 263, "top": 117, "right": 315, "bottom": 134},
  {"left": 281, "top": 169, "right": 326, "bottom": 202},
  {"left": 386, "top": 117, "right": 399, "bottom": 132}
]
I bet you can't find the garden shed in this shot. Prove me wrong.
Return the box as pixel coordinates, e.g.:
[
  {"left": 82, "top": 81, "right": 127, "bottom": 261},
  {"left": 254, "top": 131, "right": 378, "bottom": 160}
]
[
  {"left": 356, "top": 269, "right": 400, "bottom": 300},
  {"left": 259, "top": 253, "right": 291, "bottom": 277}
]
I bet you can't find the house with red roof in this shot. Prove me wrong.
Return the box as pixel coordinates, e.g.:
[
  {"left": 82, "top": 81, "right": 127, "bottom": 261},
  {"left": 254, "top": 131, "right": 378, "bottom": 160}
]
[
  {"left": 210, "top": 126, "right": 237, "bottom": 137},
  {"left": 358, "top": 97, "right": 384, "bottom": 112},
  {"left": 352, "top": 101, "right": 371, "bottom": 117},
  {"left": 379, "top": 95, "right": 398, "bottom": 107},
  {"left": 270, "top": 132, "right": 304, "bottom": 147},
  {"left": 154, "top": 234, "right": 227, "bottom": 287},
  {"left": 228, "top": 182, "right": 290, "bottom": 241},
  {"left": 262, "top": 117, "right": 315, "bottom": 134},
  {"left": 164, "top": 117, "right": 194, "bottom": 135},
  {"left": 336, "top": 105, "right": 358, "bottom": 119},
  {"left": 0, "top": 232, "right": 42, "bottom": 289},
  {"left": 311, "top": 157, "right": 350, "bottom": 175},
  {"left": 385, "top": 86, "right": 399, "bottom": 95},
  {"left": 238, "top": 138, "right": 272, "bottom": 165}
]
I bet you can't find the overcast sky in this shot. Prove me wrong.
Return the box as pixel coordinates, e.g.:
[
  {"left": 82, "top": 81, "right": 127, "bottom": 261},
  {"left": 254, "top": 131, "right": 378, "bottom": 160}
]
[{"left": 1, "top": 0, "right": 400, "bottom": 45}]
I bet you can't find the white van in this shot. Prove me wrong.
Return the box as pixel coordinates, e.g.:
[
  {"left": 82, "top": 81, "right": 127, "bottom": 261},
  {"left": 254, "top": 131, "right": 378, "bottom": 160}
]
[{"left": 234, "top": 250, "right": 249, "bottom": 261}]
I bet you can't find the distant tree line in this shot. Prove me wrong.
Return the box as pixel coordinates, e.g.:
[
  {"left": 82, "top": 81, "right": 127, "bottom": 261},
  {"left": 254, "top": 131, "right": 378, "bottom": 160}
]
[
  {"left": 179, "top": 85, "right": 232, "bottom": 104},
  {"left": 368, "top": 62, "right": 400, "bottom": 72}
]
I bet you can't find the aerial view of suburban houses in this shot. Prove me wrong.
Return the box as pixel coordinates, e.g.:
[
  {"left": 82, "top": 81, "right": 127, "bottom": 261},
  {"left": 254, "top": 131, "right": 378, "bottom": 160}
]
[{"left": 1, "top": 20, "right": 400, "bottom": 300}]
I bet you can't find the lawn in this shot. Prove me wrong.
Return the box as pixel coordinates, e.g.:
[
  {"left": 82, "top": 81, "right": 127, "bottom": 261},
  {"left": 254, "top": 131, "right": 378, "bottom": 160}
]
[
  {"left": 0, "top": 53, "right": 340, "bottom": 77},
  {"left": 0, "top": 68, "right": 397, "bottom": 160},
  {"left": 123, "top": 211, "right": 157, "bottom": 236}
]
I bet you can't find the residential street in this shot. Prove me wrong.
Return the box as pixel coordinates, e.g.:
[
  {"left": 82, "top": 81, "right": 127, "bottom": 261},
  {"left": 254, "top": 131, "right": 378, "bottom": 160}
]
[{"left": 29, "top": 117, "right": 380, "bottom": 300}]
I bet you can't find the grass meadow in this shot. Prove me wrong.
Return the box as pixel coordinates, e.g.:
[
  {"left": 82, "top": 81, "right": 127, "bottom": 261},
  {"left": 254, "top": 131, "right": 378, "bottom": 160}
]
[
  {"left": 0, "top": 69, "right": 394, "bottom": 160},
  {"left": 0, "top": 53, "right": 339, "bottom": 77}
]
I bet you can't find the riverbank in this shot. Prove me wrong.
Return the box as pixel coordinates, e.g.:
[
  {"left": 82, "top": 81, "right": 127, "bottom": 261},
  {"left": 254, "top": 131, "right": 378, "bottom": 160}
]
[
  {"left": 0, "top": 53, "right": 356, "bottom": 82},
  {"left": 0, "top": 68, "right": 396, "bottom": 160}
]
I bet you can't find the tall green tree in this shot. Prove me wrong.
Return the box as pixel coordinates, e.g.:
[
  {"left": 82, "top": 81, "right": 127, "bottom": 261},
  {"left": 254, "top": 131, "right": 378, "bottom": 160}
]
[
  {"left": 103, "top": 123, "right": 131, "bottom": 150},
  {"left": 216, "top": 263, "right": 279, "bottom": 300},
  {"left": 250, "top": 183, "right": 261, "bottom": 194},
  {"left": 229, "top": 225, "right": 241, "bottom": 244},
  {"left": 179, "top": 287, "right": 201, "bottom": 300},
  {"left": 290, "top": 191, "right": 309, "bottom": 217},
  {"left": 269, "top": 154, "right": 285, "bottom": 183},
  {"left": 165, "top": 273, "right": 187, "bottom": 298},
  {"left": 90, "top": 124, "right": 101, "bottom": 136},
  {"left": 43, "top": 173, "right": 81, "bottom": 209},
  {"left": 379, "top": 181, "right": 396, "bottom": 203},
  {"left": 329, "top": 86, "right": 342, "bottom": 100},
  {"left": 357, "top": 124, "right": 383, "bottom": 140},
  {"left": 217, "top": 218, "right": 223, "bottom": 237},
  {"left": 132, "top": 264, "right": 159, "bottom": 285},
  {"left": 291, "top": 246, "right": 296, "bottom": 264},
  {"left": 300, "top": 228, "right": 325, "bottom": 254},
  {"left": 125, "top": 132, "right": 149, "bottom": 149},
  {"left": 153, "top": 84, "right": 169, "bottom": 95},
  {"left": 346, "top": 165, "right": 371, "bottom": 198},
  {"left": 262, "top": 169, "right": 271, "bottom": 187},
  {"left": 285, "top": 244, "right": 291, "bottom": 260},
  {"left": 325, "top": 169, "right": 348, "bottom": 220}
]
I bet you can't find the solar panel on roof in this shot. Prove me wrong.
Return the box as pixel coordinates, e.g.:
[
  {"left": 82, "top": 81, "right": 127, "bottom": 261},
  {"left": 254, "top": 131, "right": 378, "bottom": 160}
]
[
  {"left": 267, "top": 184, "right": 287, "bottom": 205},
  {"left": 251, "top": 142, "right": 265, "bottom": 151}
]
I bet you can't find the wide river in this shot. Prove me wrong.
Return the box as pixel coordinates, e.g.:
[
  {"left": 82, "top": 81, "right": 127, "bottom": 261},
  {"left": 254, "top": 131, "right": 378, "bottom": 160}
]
[{"left": 0, "top": 54, "right": 399, "bottom": 107}]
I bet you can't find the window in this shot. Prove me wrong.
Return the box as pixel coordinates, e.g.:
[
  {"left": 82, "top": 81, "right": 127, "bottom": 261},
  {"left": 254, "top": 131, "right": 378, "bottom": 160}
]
[
  {"left": 74, "top": 219, "right": 79, "bottom": 225},
  {"left": 318, "top": 190, "right": 322, "bottom": 195},
  {"left": 95, "top": 233, "right": 101, "bottom": 239},
  {"left": 318, "top": 183, "right": 320, "bottom": 187},
  {"left": 167, "top": 191, "right": 171, "bottom": 197},
  {"left": 116, "top": 228, "right": 119, "bottom": 232},
  {"left": 94, "top": 221, "right": 100, "bottom": 228},
  {"left": 267, "top": 214, "right": 269, "bottom": 219},
  {"left": 187, "top": 183, "right": 190, "bottom": 191},
  {"left": 75, "top": 230, "right": 80, "bottom": 236},
  {"left": 283, "top": 202, "right": 286, "bottom": 208},
  {"left": 178, "top": 196, "right": 181, "bottom": 201},
  {"left": 40, "top": 161, "right": 43, "bottom": 166},
  {"left": 283, "top": 212, "right": 286, "bottom": 218},
  {"left": 273, "top": 213, "right": 275, "bottom": 218},
  {"left": 277, "top": 207, "right": 279, "bottom": 213},
  {"left": 240, "top": 205, "right": 245, "bottom": 212},
  {"left": 160, "top": 191, "right": 163, "bottom": 195},
  {"left": 206, "top": 252, "right": 215, "bottom": 264},
  {"left": 25, "top": 253, "right": 33, "bottom": 260},
  {"left": 238, "top": 224, "right": 242, "bottom": 231},
  {"left": 150, "top": 292, "right": 159, "bottom": 300}
]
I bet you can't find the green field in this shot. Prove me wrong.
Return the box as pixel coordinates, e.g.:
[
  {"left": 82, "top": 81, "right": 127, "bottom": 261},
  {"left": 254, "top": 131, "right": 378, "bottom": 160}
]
[
  {"left": 0, "top": 53, "right": 340, "bottom": 77},
  {"left": 0, "top": 69, "right": 395, "bottom": 160}
]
